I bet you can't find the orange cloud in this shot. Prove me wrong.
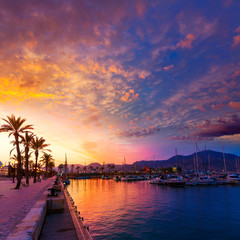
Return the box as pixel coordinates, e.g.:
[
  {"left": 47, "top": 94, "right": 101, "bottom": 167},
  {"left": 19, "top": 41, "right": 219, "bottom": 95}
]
[
  {"left": 108, "top": 124, "right": 115, "bottom": 129},
  {"left": 138, "top": 70, "right": 150, "bottom": 79},
  {"left": 232, "top": 70, "right": 240, "bottom": 78},
  {"left": 211, "top": 103, "right": 224, "bottom": 111},
  {"left": 163, "top": 65, "right": 174, "bottom": 71},
  {"left": 229, "top": 102, "right": 240, "bottom": 110},
  {"left": 232, "top": 35, "right": 240, "bottom": 47},
  {"left": 176, "top": 33, "right": 195, "bottom": 49},
  {"left": 0, "top": 77, "right": 61, "bottom": 103},
  {"left": 197, "top": 105, "right": 206, "bottom": 112},
  {"left": 121, "top": 89, "right": 139, "bottom": 102}
]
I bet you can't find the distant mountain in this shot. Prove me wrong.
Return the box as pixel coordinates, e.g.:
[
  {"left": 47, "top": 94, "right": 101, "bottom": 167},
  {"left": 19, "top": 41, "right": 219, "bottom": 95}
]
[
  {"left": 57, "top": 150, "right": 240, "bottom": 173},
  {"left": 132, "top": 150, "right": 240, "bottom": 171}
]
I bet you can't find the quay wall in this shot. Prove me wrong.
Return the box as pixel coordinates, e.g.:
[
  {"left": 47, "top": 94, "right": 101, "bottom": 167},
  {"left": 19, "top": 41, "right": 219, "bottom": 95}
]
[{"left": 62, "top": 182, "right": 93, "bottom": 240}]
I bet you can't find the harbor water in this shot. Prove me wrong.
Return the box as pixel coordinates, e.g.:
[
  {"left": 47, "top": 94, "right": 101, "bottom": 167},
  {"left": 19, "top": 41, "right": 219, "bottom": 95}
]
[{"left": 67, "top": 179, "right": 240, "bottom": 240}]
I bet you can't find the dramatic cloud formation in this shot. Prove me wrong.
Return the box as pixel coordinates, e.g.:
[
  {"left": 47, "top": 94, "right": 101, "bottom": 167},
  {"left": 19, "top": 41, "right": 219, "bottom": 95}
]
[
  {"left": 193, "top": 116, "right": 240, "bottom": 139},
  {"left": 0, "top": 0, "right": 240, "bottom": 164}
]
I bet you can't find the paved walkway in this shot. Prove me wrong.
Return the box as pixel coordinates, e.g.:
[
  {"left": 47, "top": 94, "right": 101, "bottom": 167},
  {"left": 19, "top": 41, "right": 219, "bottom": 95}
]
[{"left": 0, "top": 177, "right": 54, "bottom": 240}]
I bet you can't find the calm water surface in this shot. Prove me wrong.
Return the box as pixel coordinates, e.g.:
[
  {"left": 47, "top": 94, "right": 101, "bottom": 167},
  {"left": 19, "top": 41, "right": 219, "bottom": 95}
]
[{"left": 67, "top": 179, "right": 240, "bottom": 240}]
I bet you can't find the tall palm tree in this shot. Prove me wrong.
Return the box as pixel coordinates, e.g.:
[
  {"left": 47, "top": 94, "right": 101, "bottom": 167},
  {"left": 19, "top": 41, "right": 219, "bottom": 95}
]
[
  {"left": 20, "top": 132, "right": 34, "bottom": 185},
  {"left": 48, "top": 160, "right": 55, "bottom": 176},
  {"left": 58, "top": 164, "right": 64, "bottom": 175},
  {"left": 107, "top": 164, "right": 112, "bottom": 173},
  {"left": 40, "top": 153, "right": 54, "bottom": 177},
  {"left": 31, "top": 136, "right": 51, "bottom": 183},
  {"left": 71, "top": 164, "right": 74, "bottom": 174},
  {"left": 76, "top": 166, "right": 80, "bottom": 174},
  {"left": 0, "top": 115, "right": 33, "bottom": 189},
  {"left": 88, "top": 165, "right": 94, "bottom": 172},
  {"left": 111, "top": 164, "right": 115, "bottom": 173}
]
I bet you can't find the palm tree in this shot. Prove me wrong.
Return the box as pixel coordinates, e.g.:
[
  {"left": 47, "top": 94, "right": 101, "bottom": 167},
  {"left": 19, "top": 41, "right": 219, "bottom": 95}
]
[
  {"left": 29, "top": 159, "right": 34, "bottom": 175},
  {"left": 107, "top": 164, "right": 112, "bottom": 173},
  {"left": 58, "top": 164, "right": 64, "bottom": 175},
  {"left": 71, "top": 164, "right": 74, "bottom": 174},
  {"left": 20, "top": 132, "right": 34, "bottom": 185},
  {"left": 0, "top": 115, "right": 33, "bottom": 189},
  {"left": 40, "top": 153, "right": 54, "bottom": 177},
  {"left": 89, "top": 165, "right": 94, "bottom": 172},
  {"left": 31, "top": 136, "right": 51, "bottom": 183},
  {"left": 111, "top": 164, "right": 115, "bottom": 173},
  {"left": 76, "top": 166, "right": 80, "bottom": 174},
  {"left": 48, "top": 160, "right": 55, "bottom": 176}
]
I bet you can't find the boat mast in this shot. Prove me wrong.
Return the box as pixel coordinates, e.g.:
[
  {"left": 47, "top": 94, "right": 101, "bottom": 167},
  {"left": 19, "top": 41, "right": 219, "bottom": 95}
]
[
  {"left": 235, "top": 157, "right": 238, "bottom": 172},
  {"left": 195, "top": 143, "right": 198, "bottom": 176},
  {"left": 208, "top": 154, "right": 210, "bottom": 172},
  {"left": 65, "top": 153, "right": 67, "bottom": 176},
  {"left": 222, "top": 145, "right": 227, "bottom": 174},
  {"left": 175, "top": 148, "right": 178, "bottom": 173},
  {"left": 237, "top": 157, "right": 239, "bottom": 172},
  {"left": 204, "top": 145, "right": 207, "bottom": 172},
  {"left": 182, "top": 155, "right": 184, "bottom": 173},
  {"left": 193, "top": 154, "right": 196, "bottom": 175}
]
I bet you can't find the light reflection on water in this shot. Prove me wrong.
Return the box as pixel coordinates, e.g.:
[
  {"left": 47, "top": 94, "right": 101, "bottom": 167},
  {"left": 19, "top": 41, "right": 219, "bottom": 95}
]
[{"left": 67, "top": 179, "right": 240, "bottom": 240}]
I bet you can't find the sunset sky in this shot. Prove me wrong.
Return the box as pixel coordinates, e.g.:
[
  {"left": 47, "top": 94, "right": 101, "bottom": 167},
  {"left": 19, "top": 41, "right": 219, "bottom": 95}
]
[{"left": 0, "top": 0, "right": 240, "bottom": 166}]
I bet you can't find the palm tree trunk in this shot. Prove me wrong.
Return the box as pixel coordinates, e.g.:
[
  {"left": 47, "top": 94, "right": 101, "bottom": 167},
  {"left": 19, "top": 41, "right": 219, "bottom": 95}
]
[
  {"left": 25, "top": 146, "right": 29, "bottom": 185},
  {"left": 34, "top": 151, "right": 38, "bottom": 183},
  {"left": 14, "top": 135, "right": 22, "bottom": 189},
  {"left": 46, "top": 159, "right": 48, "bottom": 177}
]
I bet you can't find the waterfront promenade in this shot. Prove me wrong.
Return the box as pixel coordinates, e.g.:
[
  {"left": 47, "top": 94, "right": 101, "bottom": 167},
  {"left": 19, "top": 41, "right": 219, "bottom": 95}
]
[{"left": 0, "top": 177, "right": 54, "bottom": 240}]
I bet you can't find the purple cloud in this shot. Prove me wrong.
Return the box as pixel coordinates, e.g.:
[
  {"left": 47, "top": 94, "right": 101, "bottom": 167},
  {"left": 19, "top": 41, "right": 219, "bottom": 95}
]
[
  {"left": 193, "top": 115, "right": 240, "bottom": 138},
  {"left": 117, "top": 126, "right": 160, "bottom": 138}
]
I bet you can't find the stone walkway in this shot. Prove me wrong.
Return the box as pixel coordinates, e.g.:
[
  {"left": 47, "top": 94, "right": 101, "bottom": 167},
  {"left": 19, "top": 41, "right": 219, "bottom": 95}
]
[{"left": 0, "top": 177, "right": 54, "bottom": 240}]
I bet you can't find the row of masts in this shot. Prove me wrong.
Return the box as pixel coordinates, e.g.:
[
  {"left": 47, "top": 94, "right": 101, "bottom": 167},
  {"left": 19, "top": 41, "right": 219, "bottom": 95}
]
[{"left": 175, "top": 144, "right": 239, "bottom": 174}]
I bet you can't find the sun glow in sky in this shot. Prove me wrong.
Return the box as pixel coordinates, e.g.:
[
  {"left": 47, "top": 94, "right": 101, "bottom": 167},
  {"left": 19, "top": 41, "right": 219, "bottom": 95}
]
[{"left": 0, "top": 0, "right": 240, "bottom": 166}]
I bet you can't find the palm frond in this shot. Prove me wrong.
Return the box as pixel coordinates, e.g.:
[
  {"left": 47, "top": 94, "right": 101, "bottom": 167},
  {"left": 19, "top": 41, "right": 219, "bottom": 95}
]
[
  {"left": 20, "top": 125, "right": 34, "bottom": 132},
  {"left": 10, "top": 147, "right": 16, "bottom": 156}
]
